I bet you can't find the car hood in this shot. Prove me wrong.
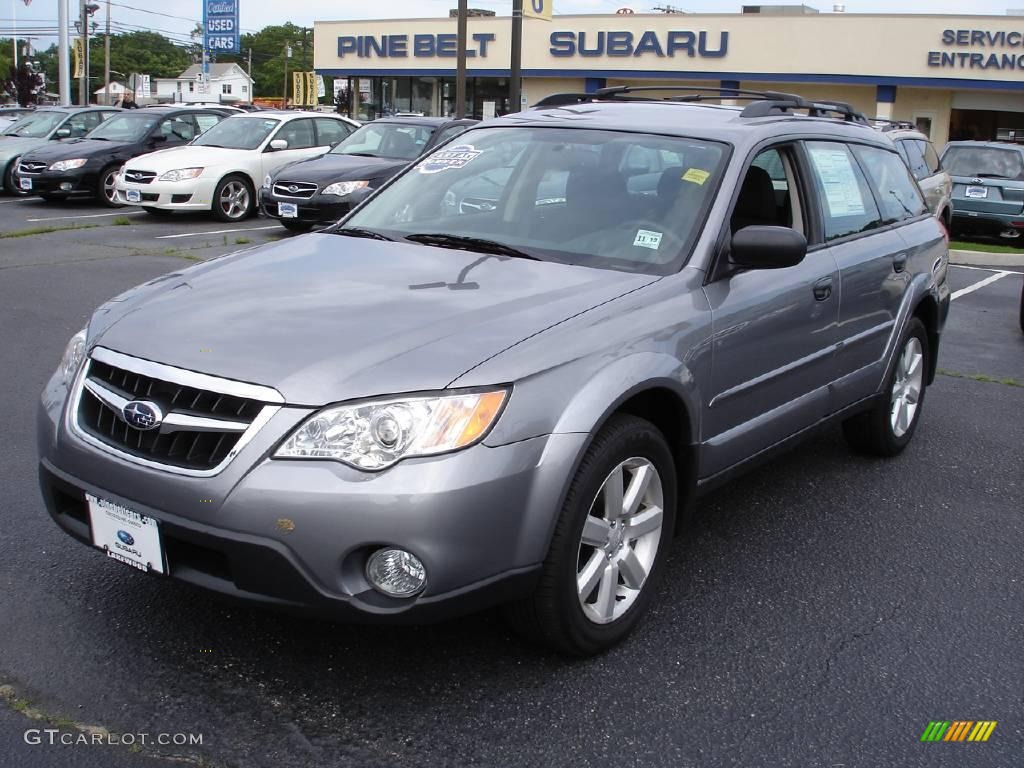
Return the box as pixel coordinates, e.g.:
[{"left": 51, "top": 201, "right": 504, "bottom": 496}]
[
  {"left": 90, "top": 235, "right": 656, "bottom": 405},
  {"left": 20, "top": 137, "right": 132, "bottom": 162},
  {"left": 0, "top": 135, "right": 48, "bottom": 161},
  {"left": 275, "top": 153, "right": 407, "bottom": 184},
  {"left": 125, "top": 144, "right": 248, "bottom": 172}
]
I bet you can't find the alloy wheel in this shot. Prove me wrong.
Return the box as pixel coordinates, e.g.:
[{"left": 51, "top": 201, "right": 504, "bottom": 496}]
[
  {"left": 890, "top": 336, "right": 924, "bottom": 438},
  {"left": 102, "top": 169, "right": 119, "bottom": 204},
  {"left": 576, "top": 457, "right": 664, "bottom": 625},
  {"left": 219, "top": 181, "right": 249, "bottom": 220}
]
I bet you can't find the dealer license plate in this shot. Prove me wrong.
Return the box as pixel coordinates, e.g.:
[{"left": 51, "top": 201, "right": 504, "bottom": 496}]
[
  {"left": 87, "top": 493, "right": 166, "bottom": 574},
  {"left": 278, "top": 202, "right": 298, "bottom": 218},
  {"left": 965, "top": 186, "right": 988, "bottom": 199},
  {"left": 18, "top": 176, "right": 31, "bottom": 190},
  {"left": 125, "top": 189, "right": 141, "bottom": 203}
]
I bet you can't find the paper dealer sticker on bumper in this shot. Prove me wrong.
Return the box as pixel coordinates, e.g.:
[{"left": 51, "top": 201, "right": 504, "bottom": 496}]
[{"left": 419, "top": 145, "right": 482, "bottom": 174}]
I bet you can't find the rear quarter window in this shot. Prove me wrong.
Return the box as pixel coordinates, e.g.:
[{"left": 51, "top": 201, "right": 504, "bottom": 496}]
[{"left": 853, "top": 145, "right": 928, "bottom": 223}]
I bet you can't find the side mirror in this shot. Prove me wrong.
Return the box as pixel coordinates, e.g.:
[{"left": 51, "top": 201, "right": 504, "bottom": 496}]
[
  {"left": 730, "top": 226, "right": 807, "bottom": 270},
  {"left": 53, "top": 127, "right": 72, "bottom": 139},
  {"left": 268, "top": 138, "right": 289, "bottom": 151}
]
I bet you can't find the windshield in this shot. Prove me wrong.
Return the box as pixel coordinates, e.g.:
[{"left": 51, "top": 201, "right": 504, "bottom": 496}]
[
  {"left": 2, "top": 111, "right": 66, "bottom": 138},
  {"left": 87, "top": 113, "right": 160, "bottom": 142},
  {"left": 343, "top": 127, "right": 728, "bottom": 275},
  {"left": 330, "top": 122, "right": 434, "bottom": 160},
  {"left": 192, "top": 117, "right": 279, "bottom": 150},
  {"left": 943, "top": 146, "right": 1024, "bottom": 180}
]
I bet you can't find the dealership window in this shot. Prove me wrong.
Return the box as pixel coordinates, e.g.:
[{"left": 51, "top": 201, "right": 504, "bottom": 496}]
[
  {"left": 853, "top": 145, "right": 927, "bottom": 223},
  {"left": 340, "top": 76, "right": 508, "bottom": 121},
  {"left": 806, "top": 141, "right": 881, "bottom": 241}
]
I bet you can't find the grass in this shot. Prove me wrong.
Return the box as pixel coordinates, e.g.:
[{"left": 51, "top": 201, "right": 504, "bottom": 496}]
[
  {"left": 234, "top": 236, "right": 251, "bottom": 245},
  {"left": 936, "top": 368, "right": 1023, "bottom": 388},
  {"left": 0, "top": 223, "right": 100, "bottom": 239},
  {"left": 950, "top": 239, "right": 1024, "bottom": 254},
  {"left": 112, "top": 215, "right": 133, "bottom": 226}
]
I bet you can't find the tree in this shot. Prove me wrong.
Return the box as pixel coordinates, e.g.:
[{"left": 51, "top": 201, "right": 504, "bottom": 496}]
[{"left": 2, "top": 63, "right": 44, "bottom": 106}]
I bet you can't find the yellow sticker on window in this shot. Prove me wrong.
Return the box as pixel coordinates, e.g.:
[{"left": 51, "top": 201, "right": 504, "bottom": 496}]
[{"left": 682, "top": 168, "right": 711, "bottom": 185}]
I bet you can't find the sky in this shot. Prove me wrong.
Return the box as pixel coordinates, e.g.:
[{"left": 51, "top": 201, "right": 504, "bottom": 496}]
[{"left": 2, "top": 0, "right": 1023, "bottom": 50}]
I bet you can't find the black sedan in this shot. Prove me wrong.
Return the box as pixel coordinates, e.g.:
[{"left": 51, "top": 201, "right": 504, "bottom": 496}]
[
  {"left": 260, "top": 116, "right": 476, "bottom": 231},
  {"left": 14, "top": 107, "right": 227, "bottom": 206}
]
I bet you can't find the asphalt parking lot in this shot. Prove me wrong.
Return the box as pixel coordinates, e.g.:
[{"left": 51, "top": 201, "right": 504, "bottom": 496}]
[{"left": 1, "top": 195, "right": 1021, "bottom": 768}]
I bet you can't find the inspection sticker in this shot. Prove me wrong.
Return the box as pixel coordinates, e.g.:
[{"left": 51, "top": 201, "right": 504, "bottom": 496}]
[
  {"left": 682, "top": 168, "right": 711, "bottom": 185},
  {"left": 418, "top": 144, "right": 482, "bottom": 174},
  {"left": 633, "top": 229, "right": 663, "bottom": 250}
]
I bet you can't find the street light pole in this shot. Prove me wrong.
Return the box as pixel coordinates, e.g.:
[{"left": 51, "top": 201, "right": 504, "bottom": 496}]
[
  {"left": 12, "top": 0, "right": 18, "bottom": 70},
  {"left": 455, "top": 0, "right": 467, "bottom": 118},
  {"left": 58, "top": 0, "right": 71, "bottom": 105},
  {"left": 104, "top": 0, "right": 111, "bottom": 105},
  {"left": 79, "top": 0, "right": 87, "bottom": 104},
  {"left": 510, "top": 0, "right": 523, "bottom": 114}
]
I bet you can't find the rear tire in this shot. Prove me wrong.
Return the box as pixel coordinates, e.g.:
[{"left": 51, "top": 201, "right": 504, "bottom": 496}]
[
  {"left": 212, "top": 175, "right": 254, "bottom": 222},
  {"left": 504, "top": 414, "right": 677, "bottom": 656},
  {"left": 842, "top": 317, "right": 929, "bottom": 457}
]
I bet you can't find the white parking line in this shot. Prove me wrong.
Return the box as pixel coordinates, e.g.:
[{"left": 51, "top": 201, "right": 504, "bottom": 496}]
[
  {"left": 950, "top": 263, "right": 1024, "bottom": 275},
  {"left": 155, "top": 225, "right": 279, "bottom": 240},
  {"left": 951, "top": 271, "right": 1014, "bottom": 301},
  {"left": 26, "top": 210, "right": 143, "bottom": 222}
]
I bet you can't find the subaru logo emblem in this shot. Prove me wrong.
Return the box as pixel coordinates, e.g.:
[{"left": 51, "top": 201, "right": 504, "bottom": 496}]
[
  {"left": 122, "top": 400, "right": 163, "bottom": 431},
  {"left": 288, "top": 184, "right": 299, "bottom": 193},
  {"left": 117, "top": 530, "right": 135, "bottom": 546}
]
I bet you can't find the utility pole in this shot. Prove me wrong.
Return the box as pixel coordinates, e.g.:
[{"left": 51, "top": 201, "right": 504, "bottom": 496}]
[
  {"left": 455, "top": 0, "right": 467, "bottom": 118},
  {"left": 12, "top": 0, "right": 18, "bottom": 70},
  {"left": 59, "top": 0, "right": 71, "bottom": 105},
  {"left": 247, "top": 47, "right": 252, "bottom": 77},
  {"left": 282, "top": 42, "right": 292, "bottom": 108},
  {"left": 79, "top": 0, "right": 87, "bottom": 104},
  {"left": 509, "top": 0, "right": 522, "bottom": 114},
  {"left": 104, "top": 0, "right": 110, "bottom": 105}
]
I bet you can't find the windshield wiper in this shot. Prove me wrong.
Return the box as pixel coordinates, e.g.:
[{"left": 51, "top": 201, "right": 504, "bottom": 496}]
[
  {"left": 332, "top": 226, "right": 394, "bottom": 241},
  {"left": 403, "top": 233, "right": 540, "bottom": 260}
]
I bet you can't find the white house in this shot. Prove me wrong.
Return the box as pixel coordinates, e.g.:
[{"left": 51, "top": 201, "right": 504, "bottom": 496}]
[
  {"left": 154, "top": 63, "right": 254, "bottom": 105},
  {"left": 94, "top": 81, "right": 127, "bottom": 106}
]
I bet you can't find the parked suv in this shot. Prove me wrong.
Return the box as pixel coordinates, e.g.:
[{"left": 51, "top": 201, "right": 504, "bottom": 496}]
[
  {"left": 941, "top": 141, "right": 1024, "bottom": 239},
  {"left": 874, "top": 121, "right": 952, "bottom": 229},
  {"left": 37, "top": 88, "right": 950, "bottom": 656}
]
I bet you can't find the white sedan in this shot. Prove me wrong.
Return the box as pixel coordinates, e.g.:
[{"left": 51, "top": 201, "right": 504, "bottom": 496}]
[{"left": 114, "top": 111, "right": 359, "bottom": 221}]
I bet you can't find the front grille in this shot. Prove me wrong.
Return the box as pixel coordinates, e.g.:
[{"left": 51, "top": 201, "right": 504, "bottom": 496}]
[
  {"left": 19, "top": 161, "right": 46, "bottom": 175},
  {"left": 273, "top": 181, "right": 317, "bottom": 199},
  {"left": 124, "top": 170, "right": 156, "bottom": 185},
  {"left": 75, "top": 355, "right": 273, "bottom": 473}
]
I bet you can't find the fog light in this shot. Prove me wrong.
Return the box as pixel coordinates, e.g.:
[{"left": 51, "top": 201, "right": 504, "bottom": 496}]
[
  {"left": 60, "top": 182, "right": 73, "bottom": 191},
  {"left": 366, "top": 548, "right": 426, "bottom": 598}
]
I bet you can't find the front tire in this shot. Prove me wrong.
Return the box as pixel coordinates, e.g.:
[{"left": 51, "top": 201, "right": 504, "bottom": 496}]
[
  {"left": 96, "top": 165, "right": 122, "bottom": 207},
  {"left": 505, "top": 414, "right": 677, "bottom": 656},
  {"left": 3, "top": 157, "right": 28, "bottom": 196},
  {"left": 212, "top": 175, "right": 254, "bottom": 222},
  {"left": 842, "top": 317, "right": 929, "bottom": 456}
]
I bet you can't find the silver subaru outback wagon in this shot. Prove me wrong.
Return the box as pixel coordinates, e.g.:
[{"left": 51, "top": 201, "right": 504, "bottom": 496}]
[{"left": 38, "top": 88, "right": 950, "bottom": 656}]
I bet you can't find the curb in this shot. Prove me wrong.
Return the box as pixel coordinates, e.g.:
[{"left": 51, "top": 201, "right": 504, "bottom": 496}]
[{"left": 949, "top": 249, "right": 1024, "bottom": 268}]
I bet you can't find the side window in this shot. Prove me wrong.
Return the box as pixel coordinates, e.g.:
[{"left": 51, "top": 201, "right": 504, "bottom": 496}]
[
  {"left": 276, "top": 118, "right": 316, "bottom": 150},
  {"left": 67, "top": 111, "right": 103, "bottom": 137},
  {"left": 161, "top": 116, "right": 196, "bottom": 142},
  {"left": 853, "top": 145, "right": 928, "bottom": 224},
  {"left": 433, "top": 124, "right": 470, "bottom": 148},
  {"left": 806, "top": 141, "right": 882, "bottom": 242},
  {"left": 314, "top": 118, "right": 351, "bottom": 147},
  {"left": 898, "top": 139, "right": 929, "bottom": 181},
  {"left": 921, "top": 141, "right": 941, "bottom": 174},
  {"left": 194, "top": 113, "right": 221, "bottom": 134},
  {"left": 732, "top": 147, "right": 800, "bottom": 233}
]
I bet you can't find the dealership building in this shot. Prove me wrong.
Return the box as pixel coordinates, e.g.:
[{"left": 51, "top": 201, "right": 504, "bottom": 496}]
[{"left": 313, "top": 10, "right": 1024, "bottom": 148}]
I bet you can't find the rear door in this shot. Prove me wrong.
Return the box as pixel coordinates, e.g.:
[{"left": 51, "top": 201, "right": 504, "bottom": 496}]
[
  {"left": 262, "top": 118, "right": 323, "bottom": 177},
  {"left": 701, "top": 144, "right": 841, "bottom": 477},
  {"left": 314, "top": 117, "right": 353, "bottom": 149}
]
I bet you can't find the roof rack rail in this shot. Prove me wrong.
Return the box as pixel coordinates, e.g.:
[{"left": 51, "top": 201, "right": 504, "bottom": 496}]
[
  {"left": 532, "top": 85, "right": 869, "bottom": 124},
  {"left": 868, "top": 117, "right": 917, "bottom": 131}
]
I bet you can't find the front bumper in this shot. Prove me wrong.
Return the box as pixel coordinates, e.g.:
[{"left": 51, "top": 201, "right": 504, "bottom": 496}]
[
  {"left": 15, "top": 167, "right": 95, "bottom": 196},
  {"left": 259, "top": 188, "right": 352, "bottom": 225},
  {"left": 37, "top": 374, "right": 583, "bottom": 622},
  {"left": 114, "top": 176, "right": 218, "bottom": 211}
]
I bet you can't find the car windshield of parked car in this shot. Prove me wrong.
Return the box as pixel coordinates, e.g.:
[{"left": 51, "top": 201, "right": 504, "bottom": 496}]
[
  {"left": 2, "top": 110, "right": 65, "bottom": 138},
  {"left": 943, "top": 146, "right": 1024, "bottom": 180},
  {"left": 341, "top": 127, "right": 727, "bottom": 275},
  {"left": 87, "top": 113, "right": 160, "bottom": 142},
  {"left": 191, "top": 117, "right": 280, "bottom": 150},
  {"left": 330, "top": 122, "right": 434, "bottom": 160}
]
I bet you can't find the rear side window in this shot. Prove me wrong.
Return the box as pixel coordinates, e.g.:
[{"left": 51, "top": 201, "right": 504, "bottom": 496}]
[
  {"left": 853, "top": 145, "right": 928, "bottom": 223},
  {"left": 898, "top": 140, "right": 930, "bottom": 181},
  {"left": 194, "top": 113, "right": 221, "bottom": 133},
  {"left": 806, "top": 141, "right": 882, "bottom": 242},
  {"left": 921, "top": 141, "right": 941, "bottom": 174},
  {"left": 314, "top": 118, "right": 351, "bottom": 147}
]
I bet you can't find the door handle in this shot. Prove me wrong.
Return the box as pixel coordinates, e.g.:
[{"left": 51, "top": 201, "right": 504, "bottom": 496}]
[
  {"left": 813, "top": 276, "right": 833, "bottom": 302},
  {"left": 893, "top": 252, "right": 908, "bottom": 273}
]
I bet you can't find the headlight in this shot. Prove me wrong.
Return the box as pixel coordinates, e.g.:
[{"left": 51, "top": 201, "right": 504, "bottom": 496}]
[
  {"left": 49, "top": 158, "right": 87, "bottom": 172},
  {"left": 275, "top": 389, "right": 508, "bottom": 470},
  {"left": 59, "top": 328, "right": 87, "bottom": 385},
  {"left": 158, "top": 167, "right": 204, "bottom": 182},
  {"left": 262, "top": 174, "right": 272, "bottom": 189},
  {"left": 321, "top": 180, "right": 369, "bottom": 197}
]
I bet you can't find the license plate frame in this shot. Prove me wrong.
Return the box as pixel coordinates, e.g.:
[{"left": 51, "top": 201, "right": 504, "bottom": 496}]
[
  {"left": 125, "top": 188, "right": 141, "bottom": 203},
  {"left": 87, "top": 493, "right": 166, "bottom": 575},
  {"left": 278, "top": 202, "right": 298, "bottom": 219},
  {"left": 18, "top": 176, "right": 31, "bottom": 191},
  {"left": 965, "top": 186, "right": 989, "bottom": 199}
]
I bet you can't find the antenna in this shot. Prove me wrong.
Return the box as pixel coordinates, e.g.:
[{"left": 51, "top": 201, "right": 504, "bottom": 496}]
[{"left": 653, "top": 4, "right": 686, "bottom": 13}]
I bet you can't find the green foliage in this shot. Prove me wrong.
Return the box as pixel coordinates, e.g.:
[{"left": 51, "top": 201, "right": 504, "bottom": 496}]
[{"left": 211, "top": 23, "right": 326, "bottom": 99}]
